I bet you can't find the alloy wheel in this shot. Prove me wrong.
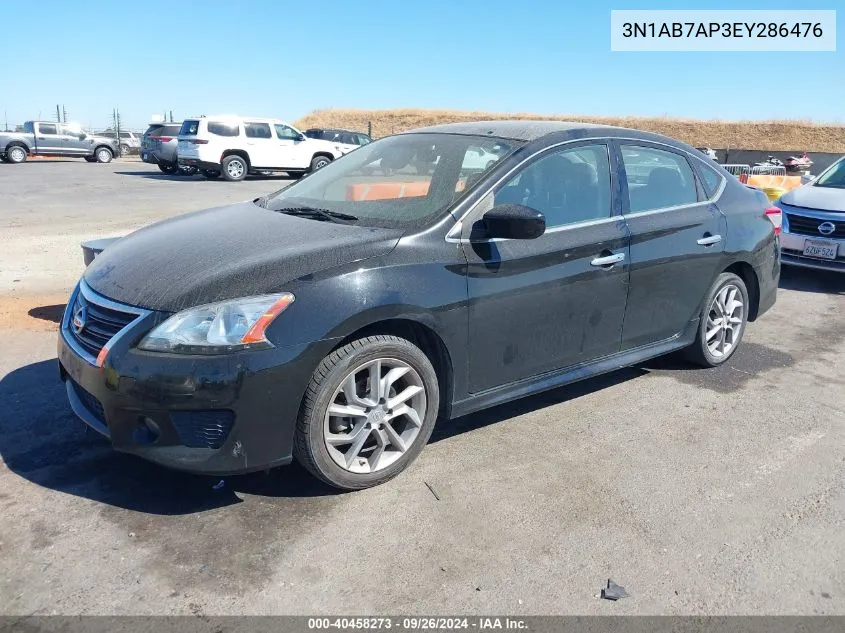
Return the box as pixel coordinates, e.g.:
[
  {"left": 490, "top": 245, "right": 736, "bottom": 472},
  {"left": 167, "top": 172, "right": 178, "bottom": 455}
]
[
  {"left": 706, "top": 283, "right": 744, "bottom": 358},
  {"left": 227, "top": 159, "right": 245, "bottom": 179},
  {"left": 9, "top": 147, "right": 25, "bottom": 162},
  {"left": 323, "top": 358, "right": 427, "bottom": 474}
]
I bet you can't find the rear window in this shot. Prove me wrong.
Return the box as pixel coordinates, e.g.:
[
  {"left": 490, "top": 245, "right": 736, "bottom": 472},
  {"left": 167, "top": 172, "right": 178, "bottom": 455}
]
[
  {"left": 179, "top": 120, "right": 200, "bottom": 136},
  {"left": 244, "top": 122, "right": 272, "bottom": 138},
  {"left": 207, "top": 121, "right": 239, "bottom": 137},
  {"left": 304, "top": 129, "right": 325, "bottom": 139},
  {"left": 145, "top": 124, "right": 181, "bottom": 137}
]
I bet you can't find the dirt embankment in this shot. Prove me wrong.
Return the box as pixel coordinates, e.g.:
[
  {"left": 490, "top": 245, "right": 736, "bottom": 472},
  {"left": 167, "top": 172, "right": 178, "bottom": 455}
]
[{"left": 295, "top": 108, "right": 845, "bottom": 152}]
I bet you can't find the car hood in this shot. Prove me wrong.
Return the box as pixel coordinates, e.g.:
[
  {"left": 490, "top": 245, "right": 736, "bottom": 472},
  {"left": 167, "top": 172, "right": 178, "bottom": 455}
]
[
  {"left": 83, "top": 202, "right": 402, "bottom": 312},
  {"left": 781, "top": 185, "right": 845, "bottom": 212}
]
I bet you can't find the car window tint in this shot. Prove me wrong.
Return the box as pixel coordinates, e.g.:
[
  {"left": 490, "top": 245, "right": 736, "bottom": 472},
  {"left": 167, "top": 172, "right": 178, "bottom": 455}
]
[
  {"left": 304, "top": 130, "right": 321, "bottom": 139},
  {"left": 244, "top": 122, "right": 272, "bottom": 139},
  {"left": 357, "top": 134, "right": 372, "bottom": 145},
  {"left": 207, "top": 121, "right": 239, "bottom": 137},
  {"left": 495, "top": 144, "right": 612, "bottom": 227},
  {"left": 621, "top": 145, "right": 698, "bottom": 212},
  {"left": 339, "top": 132, "right": 356, "bottom": 145},
  {"left": 697, "top": 161, "right": 724, "bottom": 198},
  {"left": 180, "top": 120, "right": 200, "bottom": 136},
  {"left": 275, "top": 124, "right": 299, "bottom": 140},
  {"left": 39, "top": 123, "right": 58, "bottom": 135}
]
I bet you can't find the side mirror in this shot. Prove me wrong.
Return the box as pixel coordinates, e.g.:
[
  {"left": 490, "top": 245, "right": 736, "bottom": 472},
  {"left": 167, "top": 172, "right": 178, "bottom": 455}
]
[
  {"left": 295, "top": 133, "right": 305, "bottom": 141},
  {"left": 482, "top": 204, "right": 545, "bottom": 240},
  {"left": 79, "top": 134, "right": 86, "bottom": 140}
]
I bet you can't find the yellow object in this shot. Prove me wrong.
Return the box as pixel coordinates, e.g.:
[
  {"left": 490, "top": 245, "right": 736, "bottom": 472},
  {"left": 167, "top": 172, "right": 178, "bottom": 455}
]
[{"left": 762, "top": 187, "right": 787, "bottom": 202}]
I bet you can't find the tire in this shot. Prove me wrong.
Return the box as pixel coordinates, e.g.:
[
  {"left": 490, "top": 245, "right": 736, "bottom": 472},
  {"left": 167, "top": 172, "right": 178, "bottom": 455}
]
[
  {"left": 94, "top": 147, "right": 113, "bottom": 163},
  {"left": 120, "top": 144, "right": 130, "bottom": 157},
  {"left": 178, "top": 165, "right": 199, "bottom": 176},
  {"left": 310, "top": 154, "right": 332, "bottom": 172},
  {"left": 158, "top": 162, "right": 178, "bottom": 174},
  {"left": 5, "top": 145, "right": 27, "bottom": 164},
  {"left": 684, "top": 272, "right": 749, "bottom": 367},
  {"left": 84, "top": 156, "right": 96, "bottom": 163},
  {"left": 286, "top": 170, "right": 305, "bottom": 180},
  {"left": 201, "top": 169, "right": 220, "bottom": 179},
  {"left": 221, "top": 154, "right": 247, "bottom": 181},
  {"left": 294, "top": 335, "right": 440, "bottom": 490}
]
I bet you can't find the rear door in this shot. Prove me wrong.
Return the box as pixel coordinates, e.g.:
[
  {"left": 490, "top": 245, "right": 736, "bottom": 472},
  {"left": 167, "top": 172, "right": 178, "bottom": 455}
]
[
  {"left": 461, "top": 141, "right": 630, "bottom": 392},
  {"left": 618, "top": 142, "right": 726, "bottom": 349},
  {"left": 34, "top": 122, "right": 61, "bottom": 154},
  {"left": 243, "top": 121, "right": 276, "bottom": 167}
]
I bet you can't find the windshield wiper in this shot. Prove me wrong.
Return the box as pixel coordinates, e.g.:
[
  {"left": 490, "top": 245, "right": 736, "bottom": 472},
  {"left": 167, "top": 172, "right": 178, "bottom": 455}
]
[{"left": 278, "top": 206, "right": 359, "bottom": 224}]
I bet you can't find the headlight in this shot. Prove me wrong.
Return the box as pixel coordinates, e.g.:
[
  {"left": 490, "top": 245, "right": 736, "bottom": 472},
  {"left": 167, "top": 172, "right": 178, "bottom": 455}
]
[{"left": 138, "top": 293, "right": 294, "bottom": 354}]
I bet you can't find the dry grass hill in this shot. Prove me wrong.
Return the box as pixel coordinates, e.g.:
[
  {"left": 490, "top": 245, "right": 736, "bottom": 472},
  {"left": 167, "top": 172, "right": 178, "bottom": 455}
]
[{"left": 294, "top": 108, "right": 845, "bottom": 153}]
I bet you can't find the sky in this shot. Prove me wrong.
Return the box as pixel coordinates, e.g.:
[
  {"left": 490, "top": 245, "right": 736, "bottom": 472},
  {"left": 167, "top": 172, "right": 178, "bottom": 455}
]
[{"left": 1, "top": 0, "right": 841, "bottom": 131}]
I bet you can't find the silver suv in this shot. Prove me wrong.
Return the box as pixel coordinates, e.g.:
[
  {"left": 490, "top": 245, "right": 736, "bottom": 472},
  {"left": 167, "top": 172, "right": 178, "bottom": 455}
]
[{"left": 140, "top": 123, "right": 199, "bottom": 176}]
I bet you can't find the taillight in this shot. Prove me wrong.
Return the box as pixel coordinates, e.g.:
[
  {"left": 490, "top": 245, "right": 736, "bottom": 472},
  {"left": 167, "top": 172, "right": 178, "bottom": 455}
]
[
  {"left": 765, "top": 206, "right": 782, "bottom": 235},
  {"left": 739, "top": 173, "right": 749, "bottom": 184},
  {"left": 156, "top": 136, "right": 173, "bottom": 142}
]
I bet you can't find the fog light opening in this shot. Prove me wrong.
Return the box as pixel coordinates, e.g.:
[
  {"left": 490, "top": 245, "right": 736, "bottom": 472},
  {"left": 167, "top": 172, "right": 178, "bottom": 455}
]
[{"left": 133, "top": 417, "right": 161, "bottom": 445}]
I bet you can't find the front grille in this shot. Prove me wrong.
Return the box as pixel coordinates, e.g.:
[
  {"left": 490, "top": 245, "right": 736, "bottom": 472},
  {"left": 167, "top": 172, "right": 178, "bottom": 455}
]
[
  {"left": 785, "top": 213, "right": 845, "bottom": 238},
  {"left": 69, "top": 290, "right": 138, "bottom": 358},
  {"left": 71, "top": 380, "right": 105, "bottom": 424},
  {"left": 170, "top": 411, "right": 235, "bottom": 449}
]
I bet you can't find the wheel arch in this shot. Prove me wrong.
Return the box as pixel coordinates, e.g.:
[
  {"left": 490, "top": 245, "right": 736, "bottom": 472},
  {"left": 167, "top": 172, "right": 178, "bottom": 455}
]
[
  {"left": 723, "top": 260, "right": 760, "bottom": 321},
  {"left": 222, "top": 149, "right": 251, "bottom": 167},
  {"left": 311, "top": 151, "right": 334, "bottom": 162},
  {"left": 4, "top": 140, "right": 30, "bottom": 154},
  {"left": 93, "top": 144, "right": 114, "bottom": 156},
  {"left": 330, "top": 317, "right": 454, "bottom": 419}
]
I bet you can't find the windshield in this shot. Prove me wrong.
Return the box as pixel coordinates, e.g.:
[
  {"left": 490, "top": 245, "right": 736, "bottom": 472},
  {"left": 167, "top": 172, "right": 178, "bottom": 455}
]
[
  {"left": 264, "top": 133, "right": 522, "bottom": 229},
  {"left": 814, "top": 158, "right": 845, "bottom": 188}
]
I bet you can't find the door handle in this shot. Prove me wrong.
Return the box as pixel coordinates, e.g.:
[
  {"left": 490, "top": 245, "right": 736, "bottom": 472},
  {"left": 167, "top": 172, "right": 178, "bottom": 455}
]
[
  {"left": 697, "top": 234, "right": 722, "bottom": 246},
  {"left": 590, "top": 252, "right": 625, "bottom": 267}
]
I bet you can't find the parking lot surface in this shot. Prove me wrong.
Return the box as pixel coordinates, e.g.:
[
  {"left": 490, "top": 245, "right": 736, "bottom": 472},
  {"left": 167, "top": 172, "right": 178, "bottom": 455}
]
[{"left": 0, "top": 161, "right": 843, "bottom": 615}]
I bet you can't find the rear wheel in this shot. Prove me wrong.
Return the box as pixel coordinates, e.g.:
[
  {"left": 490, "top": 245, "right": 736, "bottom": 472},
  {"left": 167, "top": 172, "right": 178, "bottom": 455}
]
[
  {"left": 310, "top": 155, "right": 331, "bottom": 172},
  {"left": 84, "top": 156, "right": 96, "bottom": 163},
  {"left": 179, "top": 165, "right": 199, "bottom": 176},
  {"left": 120, "top": 144, "right": 130, "bottom": 157},
  {"left": 201, "top": 169, "right": 221, "bottom": 179},
  {"left": 221, "top": 155, "right": 247, "bottom": 181},
  {"left": 6, "top": 145, "right": 27, "bottom": 164},
  {"left": 95, "top": 147, "right": 113, "bottom": 163},
  {"left": 158, "top": 162, "right": 178, "bottom": 174},
  {"left": 684, "top": 272, "right": 749, "bottom": 367},
  {"left": 294, "top": 335, "right": 440, "bottom": 490}
]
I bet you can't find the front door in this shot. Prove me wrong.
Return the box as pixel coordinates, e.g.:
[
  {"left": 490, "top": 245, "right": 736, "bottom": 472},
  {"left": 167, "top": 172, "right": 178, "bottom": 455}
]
[
  {"left": 618, "top": 143, "right": 726, "bottom": 349},
  {"left": 462, "top": 141, "right": 630, "bottom": 393},
  {"left": 58, "top": 124, "right": 87, "bottom": 155},
  {"left": 274, "top": 124, "right": 310, "bottom": 169}
]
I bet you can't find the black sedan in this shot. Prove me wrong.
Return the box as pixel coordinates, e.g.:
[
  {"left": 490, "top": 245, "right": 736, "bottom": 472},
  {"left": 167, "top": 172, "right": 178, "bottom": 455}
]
[{"left": 59, "top": 121, "right": 780, "bottom": 490}]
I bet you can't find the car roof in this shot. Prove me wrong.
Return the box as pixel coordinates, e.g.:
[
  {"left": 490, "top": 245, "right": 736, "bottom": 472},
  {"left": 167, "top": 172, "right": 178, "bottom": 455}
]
[
  {"left": 192, "top": 115, "right": 292, "bottom": 125},
  {"left": 400, "top": 120, "right": 702, "bottom": 154}
]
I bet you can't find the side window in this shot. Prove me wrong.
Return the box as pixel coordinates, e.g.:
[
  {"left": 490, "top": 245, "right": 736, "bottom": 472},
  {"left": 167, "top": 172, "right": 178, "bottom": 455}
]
[
  {"left": 357, "top": 134, "right": 371, "bottom": 145},
  {"left": 275, "top": 124, "right": 300, "bottom": 140},
  {"left": 38, "top": 123, "right": 58, "bottom": 135},
  {"left": 621, "top": 145, "right": 698, "bottom": 212},
  {"left": 244, "top": 122, "right": 272, "bottom": 139},
  {"left": 207, "top": 121, "right": 239, "bottom": 137},
  {"left": 339, "top": 132, "right": 356, "bottom": 145},
  {"left": 696, "top": 160, "right": 725, "bottom": 198},
  {"left": 494, "top": 144, "right": 612, "bottom": 228}
]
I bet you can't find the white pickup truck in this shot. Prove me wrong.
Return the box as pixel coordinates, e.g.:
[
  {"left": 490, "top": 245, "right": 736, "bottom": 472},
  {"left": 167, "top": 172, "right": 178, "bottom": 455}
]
[
  {"left": 0, "top": 121, "right": 118, "bottom": 164},
  {"left": 176, "top": 115, "right": 344, "bottom": 181}
]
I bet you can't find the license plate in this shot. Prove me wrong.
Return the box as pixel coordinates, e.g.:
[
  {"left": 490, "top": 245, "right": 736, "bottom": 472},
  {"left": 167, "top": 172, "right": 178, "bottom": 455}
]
[
  {"left": 803, "top": 239, "right": 838, "bottom": 260},
  {"left": 141, "top": 152, "right": 147, "bottom": 160}
]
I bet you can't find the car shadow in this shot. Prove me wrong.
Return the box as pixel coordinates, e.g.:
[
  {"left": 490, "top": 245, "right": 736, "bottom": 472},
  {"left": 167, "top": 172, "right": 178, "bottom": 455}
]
[
  {"left": 113, "top": 171, "right": 292, "bottom": 182},
  {"left": 27, "top": 304, "right": 66, "bottom": 324},
  {"left": 779, "top": 265, "right": 845, "bottom": 295},
  {"left": 0, "top": 359, "right": 339, "bottom": 517}
]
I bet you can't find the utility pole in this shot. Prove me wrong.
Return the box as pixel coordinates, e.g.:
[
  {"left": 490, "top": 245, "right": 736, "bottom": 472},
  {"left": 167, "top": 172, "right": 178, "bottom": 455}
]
[
  {"left": 169, "top": 110, "right": 173, "bottom": 123},
  {"left": 56, "top": 104, "right": 61, "bottom": 122},
  {"left": 62, "top": 105, "right": 67, "bottom": 123},
  {"left": 4, "top": 111, "right": 8, "bottom": 132},
  {"left": 112, "top": 108, "right": 122, "bottom": 155}
]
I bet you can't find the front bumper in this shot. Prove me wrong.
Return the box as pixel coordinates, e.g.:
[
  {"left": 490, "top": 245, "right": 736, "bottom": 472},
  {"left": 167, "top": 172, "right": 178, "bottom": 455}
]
[
  {"left": 57, "top": 284, "right": 331, "bottom": 475},
  {"left": 780, "top": 228, "right": 845, "bottom": 273}
]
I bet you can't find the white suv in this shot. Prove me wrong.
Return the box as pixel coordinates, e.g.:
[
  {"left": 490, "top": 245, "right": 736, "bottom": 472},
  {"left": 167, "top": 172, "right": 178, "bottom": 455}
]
[{"left": 176, "top": 116, "right": 343, "bottom": 181}]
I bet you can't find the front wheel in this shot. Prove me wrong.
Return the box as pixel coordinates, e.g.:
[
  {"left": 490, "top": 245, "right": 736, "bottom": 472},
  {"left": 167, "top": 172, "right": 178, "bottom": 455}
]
[
  {"left": 293, "top": 335, "right": 440, "bottom": 490},
  {"left": 201, "top": 169, "right": 221, "bottom": 179},
  {"left": 158, "top": 162, "right": 178, "bottom": 174},
  {"left": 221, "top": 155, "right": 247, "bottom": 181},
  {"left": 120, "top": 144, "right": 130, "bottom": 157},
  {"left": 95, "top": 147, "right": 113, "bottom": 163},
  {"left": 684, "top": 272, "right": 749, "bottom": 367},
  {"left": 310, "top": 155, "right": 332, "bottom": 172}
]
